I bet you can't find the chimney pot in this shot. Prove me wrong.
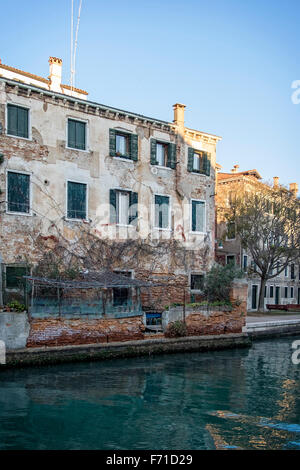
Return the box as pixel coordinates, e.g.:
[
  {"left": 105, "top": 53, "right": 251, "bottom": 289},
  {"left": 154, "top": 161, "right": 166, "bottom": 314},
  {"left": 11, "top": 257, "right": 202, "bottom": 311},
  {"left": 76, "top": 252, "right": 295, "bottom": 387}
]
[
  {"left": 273, "top": 176, "right": 279, "bottom": 188},
  {"left": 289, "top": 183, "right": 298, "bottom": 197},
  {"left": 49, "top": 56, "right": 62, "bottom": 92},
  {"left": 231, "top": 164, "right": 239, "bottom": 173},
  {"left": 173, "top": 103, "right": 186, "bottom": 128}
]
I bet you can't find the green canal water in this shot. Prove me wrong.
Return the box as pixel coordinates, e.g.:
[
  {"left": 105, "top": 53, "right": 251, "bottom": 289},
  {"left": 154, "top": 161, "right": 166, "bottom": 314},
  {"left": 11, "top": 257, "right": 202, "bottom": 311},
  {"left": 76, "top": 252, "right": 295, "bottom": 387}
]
[{"left": 0, "top": 337, "right": 299, "bottom": 450}]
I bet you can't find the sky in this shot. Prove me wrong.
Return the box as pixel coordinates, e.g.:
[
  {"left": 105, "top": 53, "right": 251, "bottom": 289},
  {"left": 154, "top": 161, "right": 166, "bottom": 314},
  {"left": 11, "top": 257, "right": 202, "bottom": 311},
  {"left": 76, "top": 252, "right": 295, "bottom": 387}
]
[{"left": 1, "top": 0, "right": 299, "bottom": 188}]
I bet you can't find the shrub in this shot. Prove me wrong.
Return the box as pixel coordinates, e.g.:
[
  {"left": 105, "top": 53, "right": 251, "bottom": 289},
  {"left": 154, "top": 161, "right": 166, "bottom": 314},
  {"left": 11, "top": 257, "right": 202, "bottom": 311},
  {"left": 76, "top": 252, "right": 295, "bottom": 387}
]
[
  {"left": 6, "top": 300, "right": 26, "bottom": 312},
  {"left": 165, "top": 320, "right": 187, "bottom": 338},
  {"left": 203, "top": 263, "right": 244, "bottom": 303}
]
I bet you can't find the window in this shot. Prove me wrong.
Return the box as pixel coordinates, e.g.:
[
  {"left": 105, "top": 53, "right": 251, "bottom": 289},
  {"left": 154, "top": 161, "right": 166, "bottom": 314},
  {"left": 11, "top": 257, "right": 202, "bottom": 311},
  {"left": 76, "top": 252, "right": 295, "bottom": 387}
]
[
  {"left": 226, "top": 255, "right": 235, "bottom": 265},
  {"left": 7, "top": 171, "right": 30, "bottom": 214},
  {"left": 264, "top": 286, "right": 267, "bottom": 298},
  {"left": 154, "top": 195, "right": 170, "bottom": 229},
  {"left": 150, "top": 139, "right": 176, "bottom": 168},
  {"left": 251, "top": 260, "right": 257, "bottom": 272},
  {"left": 291, "top": 264, "right": 295, "bottom": 280},
  {"left": 243, "top": 255, "right": 248, "bottom": 272},
  {"left": 68, "top": 119, "right": 86, "bottom": 150},
  {"left": 113, "top": 271, "right": 132, "bottom": 307},
  {"left": 110, "top": 189, "right": 138, "bottom": 225},
  {"left": 7, "top": 104, "right": 29, "bottom": 138},
  {"left": 5, "top": 266, "right": 28, "bottom": 289},
  {"left": 191, "top": 200, "right": 205, "bottom": 232},
  {"left": 67, "top": 181, "right": 87, "bottom": 220},
  {"left": 291, "top": 287, "right": 294, "bottom": 299},
  {"left": 227, "top": 222, "right": 236, "bottom": 240},
  {"left": 284, "top": 286, "right": 288, "bottom": 298},
  {"left": 270, "top": 286, "right": 274, "bottom": 298},
  {"left": 109, "top": 129, "right": 138, "bottom": 161},
  {"left": 190, "top": 274, "right": 204, "bottom": 292},
  {"left": 187, "top": 148, "right": 211, "bottom": 176},
  {"left": 285, "top": 266, "right": 288, "bottom": 277}
]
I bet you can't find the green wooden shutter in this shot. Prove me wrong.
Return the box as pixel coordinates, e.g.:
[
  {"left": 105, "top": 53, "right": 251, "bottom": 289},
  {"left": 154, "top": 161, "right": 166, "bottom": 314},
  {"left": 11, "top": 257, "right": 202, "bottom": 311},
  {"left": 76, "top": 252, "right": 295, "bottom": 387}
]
[
  {"left": 110, "top": 189, "right": 117, "bottom": 223},
  {"left": 167, "top": 143, "right": 176, "bottom": 169},
  {"left": 7, "top": 105, "right": 18, "bottom": 136},
  {"left": 150, "top": 139, "right": 157, "bottom": 165},
  {"left": 76, "top": 121, "right": 86, "bottom": 150},
  {"left": 67, "top": 182, "right": 86, "bottom": 219},
  {"left": 128, "top": 191, "right": 138, "bottom": 225},
  {"left": 18, "top": 107, "right": 29, "bottom": 138},
  {"left": 202, "top": 152, "right": 207, "bottom": 175},
  {"left": 206, "top": 152, "right": 211, "bottom": 176},
  {"left": 130, "top": 134, "right": 138, "bottom": 161},
  {"left": 187, "top": 147, "right": 194, "bottom": 172},
  {"left": 109, "top": 129, "right": 116, "bottom": 157},
  {"left": 7, "top": 172, "right": 30, "bottom": 213},
  {"left": 68, "top": 120, "right": 76, "bottom": 148}
]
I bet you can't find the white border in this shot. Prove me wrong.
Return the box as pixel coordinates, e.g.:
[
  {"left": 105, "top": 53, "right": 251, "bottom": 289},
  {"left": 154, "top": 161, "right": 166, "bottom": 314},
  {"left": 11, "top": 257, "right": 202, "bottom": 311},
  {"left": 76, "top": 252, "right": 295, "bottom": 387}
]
[
  {"left": 190, "top": 198, "right": 206, "bottom": 234},
  {"left": 153, "top": 193, "right": 171, "bottom": 230}
]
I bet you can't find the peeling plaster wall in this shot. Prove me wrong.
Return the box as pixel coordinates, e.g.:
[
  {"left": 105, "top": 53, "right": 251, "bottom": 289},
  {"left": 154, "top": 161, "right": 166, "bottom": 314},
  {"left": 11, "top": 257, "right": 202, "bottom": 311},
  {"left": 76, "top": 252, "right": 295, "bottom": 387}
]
[{"left": 0, "top": 81, "right": 218, "bottom": 282}]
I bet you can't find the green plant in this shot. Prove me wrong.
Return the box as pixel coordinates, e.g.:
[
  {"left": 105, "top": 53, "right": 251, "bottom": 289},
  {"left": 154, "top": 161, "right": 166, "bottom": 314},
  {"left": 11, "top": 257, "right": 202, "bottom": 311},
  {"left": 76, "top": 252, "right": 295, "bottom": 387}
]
[
  {"left": 7, "top": 300, "right": 26, "bottom": 312},
  {"left": 165, "top": 320, "right": 187, "bottom": 338},
  {"left": 203, "top": 263, "right": 244, "bottom": 303}
]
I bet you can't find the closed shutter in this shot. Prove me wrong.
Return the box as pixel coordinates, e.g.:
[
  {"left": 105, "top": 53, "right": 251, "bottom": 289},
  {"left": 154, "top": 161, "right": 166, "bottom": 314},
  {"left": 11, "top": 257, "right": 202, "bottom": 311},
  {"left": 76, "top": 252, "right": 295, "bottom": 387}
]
[
  {"left": 187, "top": 147, "right": 194, "bottom": 172},
  {"left": 7, "top": 105, "right": 28, "bottom": 138},
  {"left": 155, "top": 195, "right": 169, "bottom": 228},
  {"left": 68, "top": 120, "right": 76, "bottom": 148},
  {"left": 109, "top": 129, "right": 116, "bottom": 157},
  {"left": 128, "top": 191, "right": 138, "bottom": 225},
  {"left": 76, "top": 121, "right": 86, "bottom": 150},
  {"left": 206, "top": 152, "right": 211, "bottom": 176},
  {"left": 192, "top": 200, "right": 205, "bottom": 232},
  {"left": 110, "top": 189, "right": 117, "bottom": 223},
  {"left": 130, "top": 134, "right": 138, "bottom": 161},
  {"left": 167, "top": 143, "right": 176, "bottom": 169},
  {"left": 7, "top": 172, "right": 30, "bottom": 213},
  {"left": 150, "top": 139, "right": 157, "bottom": 165},
  {"left": 67, "top": 182, "right": 87, "bottom": 219}
]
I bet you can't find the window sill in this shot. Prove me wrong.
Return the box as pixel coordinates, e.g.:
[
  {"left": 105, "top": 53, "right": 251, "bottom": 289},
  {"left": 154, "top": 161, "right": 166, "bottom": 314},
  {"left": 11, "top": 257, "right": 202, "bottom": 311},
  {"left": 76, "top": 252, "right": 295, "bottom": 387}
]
[
  {"left": 190, "top": 171, "right": 208, "bottom": 176},
  {"left": 6, "top": 133, "right": 31, "bottom": 142},
  {"left": 116, "top": 224, "right": 136, "bottom": 228},
  {"left": 153, "top": 165, "right": 173, "bottom": 171},
  {"left": 113, "top": 156, "right": 134, "bottom": 163},
  {"left": 64, "top": 217, "right": 89, "bottom": 223},
  {"left": 66, "top": 146, "right": 89, "bottom": 153},
  {"left": 189, "top": 231, "right": 206, "bottom": 235},
  {"left": 153, "top": 227, "right": 171, "bottom": 231},
  {"left": 6, "top": 211, "right": 32, "bottom": 217}
]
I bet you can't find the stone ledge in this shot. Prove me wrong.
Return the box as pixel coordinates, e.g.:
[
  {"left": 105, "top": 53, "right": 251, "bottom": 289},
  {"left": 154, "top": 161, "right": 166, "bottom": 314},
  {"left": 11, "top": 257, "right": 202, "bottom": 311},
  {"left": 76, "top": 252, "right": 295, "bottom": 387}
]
[{"left": 3, "top": 333, "right": 251, "bottom": 368}]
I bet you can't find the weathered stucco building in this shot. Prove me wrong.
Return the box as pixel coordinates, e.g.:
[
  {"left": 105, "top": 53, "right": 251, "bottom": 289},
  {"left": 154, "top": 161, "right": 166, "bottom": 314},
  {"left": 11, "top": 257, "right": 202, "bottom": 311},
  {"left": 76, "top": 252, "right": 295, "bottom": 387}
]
[
  {"left": 215, "top": 165, "right": 300, "bottom": 311},
  {"left": 0, "top": 56, "right": 222, "bottom": 310}
]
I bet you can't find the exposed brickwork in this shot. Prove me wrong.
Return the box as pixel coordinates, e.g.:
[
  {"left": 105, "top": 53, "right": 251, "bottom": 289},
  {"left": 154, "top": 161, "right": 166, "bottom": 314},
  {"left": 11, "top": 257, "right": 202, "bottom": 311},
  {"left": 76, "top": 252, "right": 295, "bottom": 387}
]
[{"left": 26, "top": 315, "right": 145, "bottom": 348}]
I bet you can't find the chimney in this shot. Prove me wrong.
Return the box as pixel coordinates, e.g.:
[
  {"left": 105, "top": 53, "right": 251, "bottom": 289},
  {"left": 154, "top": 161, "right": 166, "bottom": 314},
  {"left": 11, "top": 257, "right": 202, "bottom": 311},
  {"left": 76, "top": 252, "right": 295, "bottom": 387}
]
[
  {"left": 273, "top": 176, "right": 279, "bottom": 188},
  {"left": 289, "top": 183, "right": 298, "bottom": 197},
  {"left": 231, "top": 164, "right": 239, "bottom": 173},
  {"left": 49, "top": 57, "right": 62, "bottom": 92},
  {"left": 173, "top": 103, "right": 186, "bottom": 128}
]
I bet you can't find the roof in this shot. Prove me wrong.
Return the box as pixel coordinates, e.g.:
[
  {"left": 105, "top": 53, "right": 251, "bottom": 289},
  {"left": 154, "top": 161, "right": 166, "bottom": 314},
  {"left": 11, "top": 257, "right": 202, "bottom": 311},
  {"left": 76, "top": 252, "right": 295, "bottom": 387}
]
[
  {"left": 218, "top": 169, "right": 262, "bottom": 181},
  {"left": 0, "top": 62, "right": 88, "bottom": 96},
  {"left": 24, "top": 271, "right": 161, "bottom": 289}
]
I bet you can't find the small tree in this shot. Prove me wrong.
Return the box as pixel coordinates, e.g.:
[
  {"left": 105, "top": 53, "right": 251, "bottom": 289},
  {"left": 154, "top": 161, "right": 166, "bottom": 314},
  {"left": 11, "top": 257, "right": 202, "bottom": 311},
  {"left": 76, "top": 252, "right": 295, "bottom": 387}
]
[
  {"left": 203, "top": 263, "right": 244, "bottom": 303},
  {"left": 225, "top": 186, "right": 300, "bottom": 310}
]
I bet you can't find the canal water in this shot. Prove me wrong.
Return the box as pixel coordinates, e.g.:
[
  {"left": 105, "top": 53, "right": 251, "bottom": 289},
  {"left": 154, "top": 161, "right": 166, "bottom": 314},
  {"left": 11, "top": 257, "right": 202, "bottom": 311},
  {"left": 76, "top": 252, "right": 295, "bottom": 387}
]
[{"left": 0, "top": 336, "right": 299, "bottom": 450}]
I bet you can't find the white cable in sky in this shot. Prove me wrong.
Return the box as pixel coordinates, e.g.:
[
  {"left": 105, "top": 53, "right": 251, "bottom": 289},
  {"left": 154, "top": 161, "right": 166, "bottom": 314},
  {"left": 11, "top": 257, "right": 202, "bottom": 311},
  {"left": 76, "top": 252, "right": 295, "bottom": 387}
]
[{"left": 70, "top": 0, "right": 83, "bottom": 92}]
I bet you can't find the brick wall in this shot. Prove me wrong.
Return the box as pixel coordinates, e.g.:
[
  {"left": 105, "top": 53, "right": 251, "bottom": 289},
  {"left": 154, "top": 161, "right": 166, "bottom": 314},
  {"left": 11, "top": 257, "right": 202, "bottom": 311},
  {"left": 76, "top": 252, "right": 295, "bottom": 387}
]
[{"left": 26, "top": 315, "right": 145, "bottom": 348}]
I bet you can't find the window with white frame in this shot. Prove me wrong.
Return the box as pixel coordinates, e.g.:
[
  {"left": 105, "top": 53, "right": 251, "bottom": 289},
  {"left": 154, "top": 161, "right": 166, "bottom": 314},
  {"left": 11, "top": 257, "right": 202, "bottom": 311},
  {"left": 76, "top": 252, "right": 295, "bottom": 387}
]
[
  {"left": 7, "top": 171, "right": 30, "bottom": 214},
  {"left": 191, "top": 200, "right": 205, "bottom": 232},
  {"left": 67, "top": 119, "right": 86, "bottom": 150},
  {"left": 67, "top": 181, "right": 87, "bottom": 220},
  {"left": 110, "top": 189, "right": 138, "bottom": 226},
  {"left": 154, "top": 195, "right": 170, "bottom": 229},
  {"left": 7, "top": 104, "right": 29, "bottom": 139}
]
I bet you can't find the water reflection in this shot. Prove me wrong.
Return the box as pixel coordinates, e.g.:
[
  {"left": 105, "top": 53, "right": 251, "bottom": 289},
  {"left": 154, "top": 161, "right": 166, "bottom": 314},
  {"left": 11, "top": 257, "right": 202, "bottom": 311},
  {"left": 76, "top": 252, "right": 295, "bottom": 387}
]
[{"left": 0, "top": 337, "right": 299, "bottom": 449}]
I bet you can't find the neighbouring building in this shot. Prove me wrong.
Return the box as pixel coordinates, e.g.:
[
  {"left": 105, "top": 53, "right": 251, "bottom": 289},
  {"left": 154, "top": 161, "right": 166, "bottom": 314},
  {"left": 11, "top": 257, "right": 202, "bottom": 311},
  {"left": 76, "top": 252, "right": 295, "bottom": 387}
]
[
  {"left": 215, "top": 165, "right": 300, "bottom": 311},
  {"left": 0, "top": 56, "right": 222, "bottom": 313}
]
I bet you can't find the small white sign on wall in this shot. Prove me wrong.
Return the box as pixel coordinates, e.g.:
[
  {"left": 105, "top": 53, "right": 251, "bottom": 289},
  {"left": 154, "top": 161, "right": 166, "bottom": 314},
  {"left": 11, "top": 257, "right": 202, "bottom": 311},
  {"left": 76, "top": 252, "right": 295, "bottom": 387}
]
[{"left": 0, "top": 340, "right": 6, "bottom": 365}]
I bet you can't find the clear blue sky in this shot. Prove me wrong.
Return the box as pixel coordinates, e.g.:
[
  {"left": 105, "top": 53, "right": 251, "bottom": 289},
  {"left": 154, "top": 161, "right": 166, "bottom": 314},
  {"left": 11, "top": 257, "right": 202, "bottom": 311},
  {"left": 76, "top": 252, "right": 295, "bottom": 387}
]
[{"left": 1, "top": 0, "right": 299, "bottom": 188}]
